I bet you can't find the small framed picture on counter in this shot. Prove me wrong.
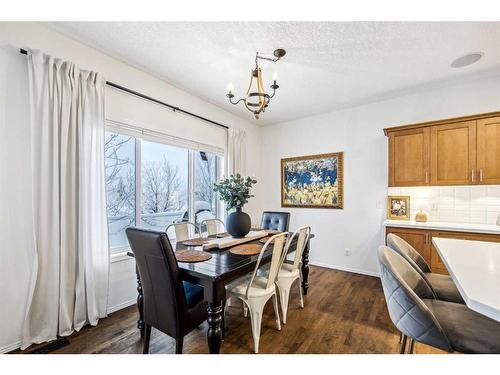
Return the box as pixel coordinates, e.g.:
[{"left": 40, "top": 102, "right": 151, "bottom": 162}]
[{"left": 387, "top": 195, "right": 410, "bottom": 220}]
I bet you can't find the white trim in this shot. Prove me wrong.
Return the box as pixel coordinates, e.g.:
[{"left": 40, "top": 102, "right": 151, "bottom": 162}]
[
  {"left": 309, "top": 261, "right": 380, "bottom": 278},
  {"left": 106, "top": 119, "right": 225, "bottom": 156},
  {"left": 107, "top": 298, "right": 137, "bottom": 315},
  {"left": 0, "top": 341, "right": 21, "bottom": 354}
]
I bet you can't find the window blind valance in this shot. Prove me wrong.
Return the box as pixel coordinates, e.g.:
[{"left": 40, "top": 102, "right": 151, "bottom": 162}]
[{"left": 105, "top": 88, "right": 227, "bottom": 156}]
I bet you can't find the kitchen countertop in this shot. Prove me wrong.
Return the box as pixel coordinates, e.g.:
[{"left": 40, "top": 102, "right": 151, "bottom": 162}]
[
  {"left": 432, "top": 237, "right": 500, "bottom": 322},
  {"left": 384, "top": 219, "right": 500, "bottom": 235}
]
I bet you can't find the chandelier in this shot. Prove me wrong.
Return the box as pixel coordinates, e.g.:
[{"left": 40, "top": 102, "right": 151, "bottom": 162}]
[{"left": 226, "top": 48, "right": 286, "bottom": 119}]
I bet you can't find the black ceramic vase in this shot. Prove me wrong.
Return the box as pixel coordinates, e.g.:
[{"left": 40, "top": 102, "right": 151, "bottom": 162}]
[{"left": 226, "top": 207, "right": 251, "bottom": 238}]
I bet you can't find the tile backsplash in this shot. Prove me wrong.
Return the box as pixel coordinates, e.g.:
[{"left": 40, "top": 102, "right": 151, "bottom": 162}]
[{"left": 387, "top": 185, "right": 500, "bottom": 224}]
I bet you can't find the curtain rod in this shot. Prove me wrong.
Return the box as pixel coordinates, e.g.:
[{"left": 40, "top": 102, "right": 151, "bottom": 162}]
[{"left": 19, "top": 48, "right": 229, "bottom": 131}]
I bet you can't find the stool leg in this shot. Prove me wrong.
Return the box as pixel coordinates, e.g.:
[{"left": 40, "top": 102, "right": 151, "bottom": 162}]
[
  {"left": 408, "top": 338, "right": 415, "bottom": 354},
  {"left": 399, "top": 334, "right": 407, "bottom": 354}
]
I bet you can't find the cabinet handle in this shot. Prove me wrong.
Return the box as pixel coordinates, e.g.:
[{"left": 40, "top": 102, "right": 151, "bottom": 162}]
[
  {"left": 480, "top": 169, "right": 484, "bottom": 182},
  {"left": 471, "top": 169, "right": 475, "bottom": 182},
  {"left": 425, "top": 171, "right": 429, "bottom": 184}
]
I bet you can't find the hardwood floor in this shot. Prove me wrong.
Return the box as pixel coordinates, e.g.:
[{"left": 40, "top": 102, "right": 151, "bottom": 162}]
[{"left": 16, "top": 266, "right": 444, "bottom": 354}]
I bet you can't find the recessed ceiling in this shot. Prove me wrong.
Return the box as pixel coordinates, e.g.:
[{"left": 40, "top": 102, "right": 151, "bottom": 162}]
[{"left": 50, "top": 22, "right": 500, "bottom": 125}]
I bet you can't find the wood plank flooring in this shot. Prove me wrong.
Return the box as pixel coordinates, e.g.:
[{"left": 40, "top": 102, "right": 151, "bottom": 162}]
[{"left": 15, "top": 266, "right": 444, "bottom": 354}]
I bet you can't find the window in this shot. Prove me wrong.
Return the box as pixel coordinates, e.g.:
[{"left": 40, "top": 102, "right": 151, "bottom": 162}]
[
  {"left": 104, "top": 130, "right": 222, "bottom": 252},
  {"left": 194, "top": 151, "right": 219, "bottom": 229},
  {"left": 105, "top": 132, "right": 136, "bottom": 249},
  {"left": 140, "top": 140, "right": 189, "bottom": 232}
]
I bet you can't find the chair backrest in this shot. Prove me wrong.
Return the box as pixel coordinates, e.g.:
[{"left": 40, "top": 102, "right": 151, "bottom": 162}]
[
  {"left": 126, "top": 227, "right": 188, "bottom": 338},
  {"left": 200, "top": 218, "right": 226, "bottom": 236},
  {"left": 166, "top": 222, "right": 198, "bottom": 242},
  {"left": 283, "top": 226, "right": 311, "bottom": 271},
  {"left": 378, "top": 246, "right": 452, "bottom": 352},
  {"left": 245, "top": 232, "right": 288, "bottom": 297},
  {"left": 260, "top": 211, "right": 290, "bottom": 232},
  {"left": 386, "top": 233, "right": 431, "bottom": 273}
]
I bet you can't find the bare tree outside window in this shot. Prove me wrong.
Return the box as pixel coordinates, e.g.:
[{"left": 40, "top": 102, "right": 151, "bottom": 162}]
[
  {"left": 104, "top": 132, "right": 136, "bottom": 248},
  {"left": 140, "top": 140, "right": 188, "bottom": 231}
]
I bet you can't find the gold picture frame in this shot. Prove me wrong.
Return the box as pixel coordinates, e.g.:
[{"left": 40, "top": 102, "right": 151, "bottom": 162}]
[
  {"left": 281, "top": 152, "right": 343, "bottom": 209},
  {"left": 387, "top": 195, "right": 410, "bottom": 220}
]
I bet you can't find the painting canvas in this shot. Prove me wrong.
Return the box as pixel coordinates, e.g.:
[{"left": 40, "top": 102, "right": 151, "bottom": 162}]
[
  {"left": 387, "top": 195, "right": 410, "bottom": 220},
  {"left": 281, "top": 152, "right": 343, "bottom": 209}
]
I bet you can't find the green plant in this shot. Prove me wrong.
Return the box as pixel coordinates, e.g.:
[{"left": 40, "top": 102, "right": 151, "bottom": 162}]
[{"left": 213, "top": 174, "right": 257, "bottom": 210}]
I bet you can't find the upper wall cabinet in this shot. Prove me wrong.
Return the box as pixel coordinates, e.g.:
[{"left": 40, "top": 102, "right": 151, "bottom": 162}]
[
  {"left": 477, "top": 116, "right": 500, "bottom": 184},
  {"left": 388, "top": 128, "right": 429, "bottom": 186},
  {"left": 385, "top": 111, "right": 500, "bottom": 187},
  {"left": 430, "top": 120, "right": 476, "bottom": 185}
]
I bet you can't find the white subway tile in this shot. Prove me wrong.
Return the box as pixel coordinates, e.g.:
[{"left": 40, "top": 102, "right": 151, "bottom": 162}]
[
  {"left": 455, "top": 186, "right": 470, "bottom": 201},
  {"left": 487, "top": 186, "right": 500, "bottom": 198},
  {"left": 471, "top": 186, "right": 487, "bottom": 200}
]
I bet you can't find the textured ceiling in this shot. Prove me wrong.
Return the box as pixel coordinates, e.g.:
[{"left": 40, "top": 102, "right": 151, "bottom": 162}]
[{"left": 50, "top": 22, "right": 500, "bottom": 125}]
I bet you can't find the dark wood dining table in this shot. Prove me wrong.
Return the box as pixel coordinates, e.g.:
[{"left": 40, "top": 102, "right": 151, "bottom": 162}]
[{"left": 127, "top": 231, "right": 313, "bottom": 354}]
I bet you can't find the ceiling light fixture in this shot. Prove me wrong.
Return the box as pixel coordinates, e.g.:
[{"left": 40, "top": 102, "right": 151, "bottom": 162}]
[
  {"left": 450, "top": 52, "right": 484, "bottom": 68},
  {"left": 226, "top": 48, "right": 286, "bottom": 119}
]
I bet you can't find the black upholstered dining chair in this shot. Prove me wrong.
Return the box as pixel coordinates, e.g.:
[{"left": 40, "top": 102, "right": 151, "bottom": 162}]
[
  {"left": 378, "top": 245, "right": 500, "bottom": 354},
  {"left": 126, "top": 227, "right": 207, "bottom": 354},
  {"left": 260, "top": 211, "right": 290, "bottom": 232},
  {"left": 386, "top": 233, "right": 464, "bottom": 304}
]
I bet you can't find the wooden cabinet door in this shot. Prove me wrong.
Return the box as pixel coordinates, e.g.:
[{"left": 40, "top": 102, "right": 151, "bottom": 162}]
[
  {"left": 430, "top": 121, "right": 477, "bottom": 185},
  {"left": 385, "top": 227, "right": 430, "bottom": 265},
  {"left": 388, "top": 128, "right": 430, "bottom": 186},
  {"left": 477, "top": 116, "right": 500, "bottom": 184}
]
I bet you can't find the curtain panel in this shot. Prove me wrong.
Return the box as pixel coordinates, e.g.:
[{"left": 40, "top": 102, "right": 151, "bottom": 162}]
[
  {"left": 22, "top": 51, "right": 109, "bottom": 349},
  {"left": 227, "top": 127, "right": 246, "bottom": 176}
]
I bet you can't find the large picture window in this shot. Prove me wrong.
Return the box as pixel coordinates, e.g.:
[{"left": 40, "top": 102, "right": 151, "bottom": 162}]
[{"left": 105, "top": 130, "right": 222, "bottom": 252}]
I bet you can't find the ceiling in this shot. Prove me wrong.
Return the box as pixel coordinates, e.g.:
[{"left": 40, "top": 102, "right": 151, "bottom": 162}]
[{"left": 50, "top": 22, "right": 500, "bottom": 125}]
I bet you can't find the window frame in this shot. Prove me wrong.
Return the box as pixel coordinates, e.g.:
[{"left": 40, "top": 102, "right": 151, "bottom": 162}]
[{"left": 105, "top": 122, "right": 224, "bottom": 255}]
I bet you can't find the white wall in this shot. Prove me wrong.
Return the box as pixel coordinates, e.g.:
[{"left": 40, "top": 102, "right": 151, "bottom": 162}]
[
  {"left": 0, "top": 22, "right": 262, "bottom": 353},
  {"left": 260, "top": 72, "right": 500, "bottom": 277}
]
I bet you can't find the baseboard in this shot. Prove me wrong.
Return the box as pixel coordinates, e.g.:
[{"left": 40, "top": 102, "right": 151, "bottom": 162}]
[
  {"left": 107, "top": 298, "right": 136, "bottom": 314},
  {"left": 0, "top": 340, "right": 21, "bottom": 354},
  {"left": 309, "top": 261, "right": 380, "bottom": 278}
]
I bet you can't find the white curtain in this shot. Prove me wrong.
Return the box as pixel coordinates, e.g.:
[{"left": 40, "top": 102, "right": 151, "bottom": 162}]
[
  {"left": 21, "top": 51, "right": 109, "bottom": 349},
  {"left": 227, "top": 127, "right": 246, "bottom": 176}
]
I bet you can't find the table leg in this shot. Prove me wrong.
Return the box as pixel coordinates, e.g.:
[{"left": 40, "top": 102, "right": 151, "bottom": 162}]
[
  {"left": 205, "top": 281, "right": 225, "bottom": 354},
  {"left": 135, "top": 266, "right": 145, "bottom": 338},
  {"left": 301, "top": 239, "right": 311, "bottom": 295},
  {"left": 207, "top": 300, "right": 224, "bottom": 354}
]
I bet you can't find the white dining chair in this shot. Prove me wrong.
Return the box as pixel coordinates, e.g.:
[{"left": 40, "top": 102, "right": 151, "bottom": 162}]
[
  {"left": 199, "top": 218, "right": 226, "bottom": 237},
  {"left": 165, "top": 222, "right": 198, "bottom": 242},
  {"left": 225, "top": 232, "right": 288, "bottom": 353},
  {"left": 276, "top": 226, "right": 311, "bottom": 324}
]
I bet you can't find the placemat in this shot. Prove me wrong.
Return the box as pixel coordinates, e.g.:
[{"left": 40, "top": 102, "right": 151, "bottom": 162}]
[
  {"left": 180, "top": 238, "right": 210, "bottom": 246},
  {"left": 229, "top": 243, "right": 263, "bottom": 256},
  {"left": 175, "top": 249, "right": 212, "bottom": 263}
]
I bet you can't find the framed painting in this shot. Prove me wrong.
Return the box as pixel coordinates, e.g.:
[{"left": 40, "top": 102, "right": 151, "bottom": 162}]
[
  {"left": 387, "top": 195, "right": 410, "bottom": 220},
  {"left": 281, "top": 152, "right": 344, "bottom": 209}
]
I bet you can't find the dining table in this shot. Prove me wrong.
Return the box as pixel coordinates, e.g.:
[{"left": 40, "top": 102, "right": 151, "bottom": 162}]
[
  {"left": 432, "top": 237, "right": 500, "bottom": 322},
  {"left": 127, "top": 230, "right": 314, "bottom": 354}
]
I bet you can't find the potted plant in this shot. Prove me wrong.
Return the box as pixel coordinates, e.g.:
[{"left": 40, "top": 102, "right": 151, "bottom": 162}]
[{"left": 213, "top": 174, "right": 257, "bottom": 238}]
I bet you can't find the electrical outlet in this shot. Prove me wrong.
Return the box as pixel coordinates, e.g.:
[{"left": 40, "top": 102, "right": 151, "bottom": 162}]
[
  {"left": 345, "top": 248, "right": 350, "bottom": 256},
  {"left": 376, "top": 200, "right": 383, "bottom": 209},
  {"left": 431, "top": 203, "right": 438, "bottom": 211}
]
